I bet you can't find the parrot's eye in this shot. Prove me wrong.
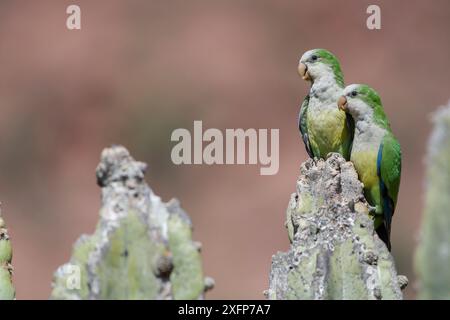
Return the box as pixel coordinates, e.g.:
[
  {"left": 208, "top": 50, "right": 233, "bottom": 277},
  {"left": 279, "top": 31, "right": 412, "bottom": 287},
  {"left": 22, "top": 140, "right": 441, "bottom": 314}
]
[
  {"left": 351, "top": 91, "right": 358, "bottom": 97},
  {"left": 311, "top": 55, "right": 318, "bottom": 62}
]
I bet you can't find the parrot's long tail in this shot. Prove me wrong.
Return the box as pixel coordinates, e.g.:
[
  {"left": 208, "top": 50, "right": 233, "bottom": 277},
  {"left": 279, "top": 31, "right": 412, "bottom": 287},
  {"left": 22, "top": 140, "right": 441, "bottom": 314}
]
[{"left": 376, "top": 224, "right": 391, "bottom": 251}]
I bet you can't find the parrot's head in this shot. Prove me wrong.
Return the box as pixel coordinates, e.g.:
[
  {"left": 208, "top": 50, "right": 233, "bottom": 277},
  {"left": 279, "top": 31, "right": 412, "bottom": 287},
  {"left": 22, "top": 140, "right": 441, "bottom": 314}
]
[
  {"left": 298, "top": 49, "right": 344, "bottom": 86},
  {"left": 338, "top": 84, "right": 386, "bottom": 122}
]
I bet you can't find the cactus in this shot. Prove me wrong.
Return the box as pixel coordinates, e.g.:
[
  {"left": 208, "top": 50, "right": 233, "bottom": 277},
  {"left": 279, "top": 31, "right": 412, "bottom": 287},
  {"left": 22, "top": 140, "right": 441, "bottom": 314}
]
[
  {"left": 0, "top": 205, "right": 15, "bottom": 300},
  {"left": 50, "top": 145, "right": 213, "bottom": 299},
  {"left": 415, "top": 102, "right": 450, "bottom": 299},
  {"left": 267, "top": 153, "right": 405, "bottom": 300}
]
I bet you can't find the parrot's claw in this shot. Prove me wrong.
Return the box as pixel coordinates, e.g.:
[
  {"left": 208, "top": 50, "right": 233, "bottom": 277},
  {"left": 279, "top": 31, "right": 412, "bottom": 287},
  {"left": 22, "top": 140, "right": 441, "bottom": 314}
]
[{"left": 367, "top": 205, "right": 377, "bottom": 214}]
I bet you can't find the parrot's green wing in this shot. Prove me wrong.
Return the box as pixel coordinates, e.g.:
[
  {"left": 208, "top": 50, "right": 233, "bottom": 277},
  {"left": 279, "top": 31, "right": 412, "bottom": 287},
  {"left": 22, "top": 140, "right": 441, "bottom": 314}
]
[
  {"left": 376, "top": 132, "right": 402, "bottom": 249},
  {"left": 379, "top": 133, "right": 402, "bottom": 209},
  {"left": 344, "top": 112, "right": 355, "bottom": 160},
  {"left": 298, "top": 95, "right": 313, "bottom": 158}
]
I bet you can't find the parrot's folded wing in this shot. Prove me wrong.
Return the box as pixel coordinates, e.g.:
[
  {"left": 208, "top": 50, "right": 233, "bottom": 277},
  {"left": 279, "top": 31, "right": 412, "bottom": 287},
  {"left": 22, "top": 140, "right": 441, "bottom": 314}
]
[{"left": 298, "top": 95, "right": 313, "bottom": 158}]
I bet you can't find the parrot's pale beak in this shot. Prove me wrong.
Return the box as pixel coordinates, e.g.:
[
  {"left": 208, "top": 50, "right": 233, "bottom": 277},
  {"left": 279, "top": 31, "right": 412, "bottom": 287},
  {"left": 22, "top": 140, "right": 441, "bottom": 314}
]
[
  {"left": 338, "top": 96, "right": 348, "bottom": 111},
  {"left": 298, "top": 62, "right": 311, "bottom": 81}
]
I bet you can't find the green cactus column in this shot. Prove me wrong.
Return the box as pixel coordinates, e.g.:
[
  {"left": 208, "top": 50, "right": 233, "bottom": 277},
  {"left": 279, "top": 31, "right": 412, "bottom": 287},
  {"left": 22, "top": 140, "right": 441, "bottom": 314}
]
[
  {"left": 415, "top": 103, "right": 450, "bottom": 299},
  {"left": 268, "top": 153, "right": 405, "bottom": 300},
  {"left": 50, "top": 145, "right": 213, "bottom": 300},
  {"left": 0, "top": 206, "right": 15, "bottom": 300}
]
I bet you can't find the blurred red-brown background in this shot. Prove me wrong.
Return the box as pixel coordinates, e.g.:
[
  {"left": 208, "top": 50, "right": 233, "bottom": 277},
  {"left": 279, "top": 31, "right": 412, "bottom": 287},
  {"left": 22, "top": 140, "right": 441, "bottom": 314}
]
[{"left": 0, "top": 0, "right": 449, "bottom": 299}]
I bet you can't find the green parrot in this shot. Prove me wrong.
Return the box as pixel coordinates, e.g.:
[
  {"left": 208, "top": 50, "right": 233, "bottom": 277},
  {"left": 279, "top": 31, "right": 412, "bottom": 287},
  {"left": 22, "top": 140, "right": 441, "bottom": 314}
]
[
  {"left": 338, "top": 84, "right": 401, "bottom": 251},
  {"left": 298, "top": 49, "right": 354, "bottom": 160}
]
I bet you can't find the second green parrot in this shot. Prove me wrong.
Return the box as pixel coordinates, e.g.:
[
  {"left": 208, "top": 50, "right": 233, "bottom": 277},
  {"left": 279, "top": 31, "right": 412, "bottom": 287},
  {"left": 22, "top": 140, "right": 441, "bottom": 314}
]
[{"left": 338, "top": 84, "right": 402, "bottom": 251}]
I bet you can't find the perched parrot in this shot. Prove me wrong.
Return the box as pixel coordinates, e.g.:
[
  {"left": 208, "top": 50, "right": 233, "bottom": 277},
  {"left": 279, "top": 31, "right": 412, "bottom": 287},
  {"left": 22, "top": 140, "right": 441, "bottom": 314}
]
[
  {"left": 297, "top": 49, "right": 354, "bottom": 160},
  {"left": 338, "top": 84, "right": 401, "bottom": 251}
]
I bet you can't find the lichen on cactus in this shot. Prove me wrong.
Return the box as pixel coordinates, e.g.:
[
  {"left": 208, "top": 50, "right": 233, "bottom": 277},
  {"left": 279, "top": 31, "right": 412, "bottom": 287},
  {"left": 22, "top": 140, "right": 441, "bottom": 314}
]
[
  {"left": 415, "top": 102, "right": 450, "bottom": 299},
  {"left": 268, "top": 153, "right": 405, "bottom": 300},
  {"left": 0, "top": 205, "right": 15, "bottom": 300},
  {"left": 50, "top": 145, "right": 212, "bottom": 300}
]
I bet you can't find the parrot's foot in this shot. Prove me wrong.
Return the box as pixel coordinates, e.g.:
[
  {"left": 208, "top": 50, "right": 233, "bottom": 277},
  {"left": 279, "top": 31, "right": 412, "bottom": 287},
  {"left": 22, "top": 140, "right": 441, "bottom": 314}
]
[
  {"left": 325, "top": 152, "right": 339, "bottom": 159},
  {"left": 367, "top": 205, "right": 377, "bottom": 214},
  {"left": 397, "top": 275, "right": 409, "bottom": 290}
]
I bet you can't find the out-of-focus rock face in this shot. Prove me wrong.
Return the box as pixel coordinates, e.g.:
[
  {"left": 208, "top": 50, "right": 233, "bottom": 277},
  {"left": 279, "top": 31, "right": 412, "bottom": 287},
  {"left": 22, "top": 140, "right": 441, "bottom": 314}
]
[
  {"left": 415, "top": 103, "right": 450, "bottom": 300},
  {"left": 0, "top": 205, "right": 15, "bottom": 300},
  {"left": 268, "top": 153, "right": 404, "bottom": 300},
  {"left": 50, "top": 145, "right": 212, "bottom": 300}
]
